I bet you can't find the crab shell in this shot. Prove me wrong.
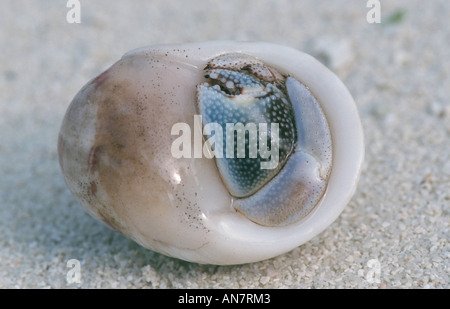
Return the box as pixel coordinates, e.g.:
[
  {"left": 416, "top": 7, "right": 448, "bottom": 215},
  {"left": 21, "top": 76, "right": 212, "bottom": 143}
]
[{"left": 58, "top": 41, "right": 364, "bottom": 265}]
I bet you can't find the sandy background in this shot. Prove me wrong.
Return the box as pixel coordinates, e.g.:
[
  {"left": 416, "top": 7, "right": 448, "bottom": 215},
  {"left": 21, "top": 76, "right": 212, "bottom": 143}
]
[{"left": 0, "top": 0, "right": 448, "bottom": 288}]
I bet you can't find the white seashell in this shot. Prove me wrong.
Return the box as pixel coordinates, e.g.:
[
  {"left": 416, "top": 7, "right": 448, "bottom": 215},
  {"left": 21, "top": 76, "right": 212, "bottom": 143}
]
[{"left": 58, "top": 41, "right": 364, "bottom": 265}]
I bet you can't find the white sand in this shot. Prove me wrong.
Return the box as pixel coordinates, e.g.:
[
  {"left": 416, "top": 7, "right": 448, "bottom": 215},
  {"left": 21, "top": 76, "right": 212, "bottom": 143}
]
[{"left": 0, "top": 0, "right": 448, "bottom": 288}]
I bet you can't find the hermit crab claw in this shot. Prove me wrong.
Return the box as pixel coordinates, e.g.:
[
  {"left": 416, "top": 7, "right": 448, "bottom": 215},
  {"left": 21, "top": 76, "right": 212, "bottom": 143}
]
[
  {"left": 58, "top": 41, "right": 364, "bottom": 265},
  {"left": 196, "top": 55, "right": 332, "bottom": 227}
]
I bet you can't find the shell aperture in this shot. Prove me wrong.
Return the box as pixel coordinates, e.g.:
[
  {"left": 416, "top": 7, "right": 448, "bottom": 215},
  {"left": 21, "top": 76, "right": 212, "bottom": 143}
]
[{"left": 196, "top": 54, "right": 332, "bottom": 226}]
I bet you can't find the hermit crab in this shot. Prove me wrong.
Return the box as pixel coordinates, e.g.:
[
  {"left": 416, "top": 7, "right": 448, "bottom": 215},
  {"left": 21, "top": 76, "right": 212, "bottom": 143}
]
[{"left": 58, "top": 41, "right": 364, "bottom": 265}]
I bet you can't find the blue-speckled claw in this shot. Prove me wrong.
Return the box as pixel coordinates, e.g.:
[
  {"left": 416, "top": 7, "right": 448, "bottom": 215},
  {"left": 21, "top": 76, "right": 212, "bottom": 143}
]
[
  {"left": 197, "top": 54, "right": 332, "bottom": 226},
  {"left": 197, "top": 58, "right": 297, "bottom": 198},
  {"left": 233, "top": 77, "right": 332, "bottom": 226}
]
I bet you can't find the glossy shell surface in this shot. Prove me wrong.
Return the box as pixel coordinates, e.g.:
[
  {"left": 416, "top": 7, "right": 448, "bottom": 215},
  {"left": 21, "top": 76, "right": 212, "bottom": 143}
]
[{"left": 58, "top": 41, "right": 364, "bottom": 265}]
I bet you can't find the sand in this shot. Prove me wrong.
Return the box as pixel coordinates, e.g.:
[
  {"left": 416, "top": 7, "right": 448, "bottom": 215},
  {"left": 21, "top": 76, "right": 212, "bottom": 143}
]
[{"left": 0, "top": 0, "right": 448, "bottom": 288}]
